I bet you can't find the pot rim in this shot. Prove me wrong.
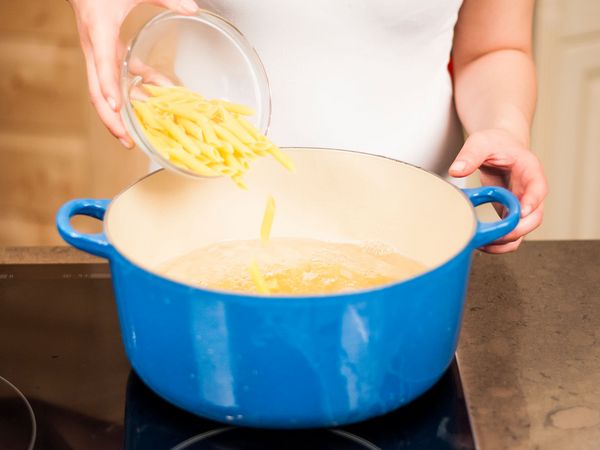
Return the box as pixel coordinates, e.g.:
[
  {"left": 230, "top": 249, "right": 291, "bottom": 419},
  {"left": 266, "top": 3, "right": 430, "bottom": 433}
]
[{"left": 103, "top": 147, "right": 478, "bottom": 302}]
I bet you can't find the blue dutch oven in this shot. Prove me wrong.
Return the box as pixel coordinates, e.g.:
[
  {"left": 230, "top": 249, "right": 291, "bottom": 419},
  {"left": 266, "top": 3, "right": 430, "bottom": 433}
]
[{"left": 57, "top": 148, "right": 519, "bottom": 429}]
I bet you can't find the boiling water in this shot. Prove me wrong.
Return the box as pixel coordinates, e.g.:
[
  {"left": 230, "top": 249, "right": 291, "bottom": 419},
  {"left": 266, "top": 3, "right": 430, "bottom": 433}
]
[{"left": 158, "top": 238, "right": 427, "bottom": 295}]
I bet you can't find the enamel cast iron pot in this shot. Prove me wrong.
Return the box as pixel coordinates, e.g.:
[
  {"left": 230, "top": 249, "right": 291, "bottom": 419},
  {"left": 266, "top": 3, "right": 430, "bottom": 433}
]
[{"left": 57, "top": 148, "right": 519, "bottom": 428}]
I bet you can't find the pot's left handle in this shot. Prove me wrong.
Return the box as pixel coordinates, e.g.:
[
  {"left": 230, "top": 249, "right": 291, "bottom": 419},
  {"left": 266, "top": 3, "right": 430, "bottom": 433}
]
[{"left": 56, "top": 199, "right": 114, "bottom": 259}]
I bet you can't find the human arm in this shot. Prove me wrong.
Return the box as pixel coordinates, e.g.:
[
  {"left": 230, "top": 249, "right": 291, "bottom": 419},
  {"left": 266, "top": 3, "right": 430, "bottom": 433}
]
[
  {"left": 449, "top": 0, "right": 547, "bottom": 253},
  {"left": 68, "top": 0, "right": 199, "bottom": 147}
]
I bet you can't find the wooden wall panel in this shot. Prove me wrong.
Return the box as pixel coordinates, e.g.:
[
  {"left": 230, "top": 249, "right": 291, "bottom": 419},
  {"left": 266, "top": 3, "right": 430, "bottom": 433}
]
[
  {"left": 0, "top": 38, "right": 86, "bottom": 134},
  {"left": 0, "top": 3, "right": 156, "bottom": 245},
  {"left": 0, "top": 132, "right": 88, "bottom": 244},
  {"left": 0, "top": 0, "right": 79, "bottom": 42}
]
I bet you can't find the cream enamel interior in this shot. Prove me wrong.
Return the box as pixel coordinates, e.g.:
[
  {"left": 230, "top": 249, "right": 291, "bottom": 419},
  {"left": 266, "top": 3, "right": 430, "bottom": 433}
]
[{"left": 105, "top": 148, "right": 477, "bottom": 276}]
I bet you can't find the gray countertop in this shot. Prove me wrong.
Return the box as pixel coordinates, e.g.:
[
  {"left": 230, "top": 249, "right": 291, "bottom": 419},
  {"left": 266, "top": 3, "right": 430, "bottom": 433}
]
[
  {"left": 458, "top": 240, "right": 600, "bottom": 450},
  {"left": 2, "top": 241, "right": 599, "bottom": 449}
]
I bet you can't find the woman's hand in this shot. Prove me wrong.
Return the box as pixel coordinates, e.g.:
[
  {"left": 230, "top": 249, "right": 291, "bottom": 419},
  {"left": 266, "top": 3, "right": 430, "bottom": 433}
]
[
  {"left": 450, "top": 0, "right": 546, "bottom": 253},
  {"left": 68, "top": 0, "right": 198, "bottom": 147},
  {"left": 449, "top": 128, "right": 547, "bottom": 253}
]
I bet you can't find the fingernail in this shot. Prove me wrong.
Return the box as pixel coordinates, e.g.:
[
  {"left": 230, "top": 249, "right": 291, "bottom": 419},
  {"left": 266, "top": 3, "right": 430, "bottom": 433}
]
[
  {"left": 119, "top": 138, "right": 133, "bottom": 149},
  {"left": 521, "top": 204, "right": 532, "bottom": 217},
  {"left": 107, "top": 97, "right": 117, "bottom": 111},
  {"left": 450, "top": 160, "right": 466, "bottom": 172},
  {"left": 181, "top": 0, "right": 199, "bottom": 13}
]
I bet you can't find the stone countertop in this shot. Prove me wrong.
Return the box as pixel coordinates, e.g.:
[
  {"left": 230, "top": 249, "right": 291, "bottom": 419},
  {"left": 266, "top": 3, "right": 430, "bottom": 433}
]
[
  {"left": 1, "top": 241, "right": 599, "bottom": 449},
  {"left": 457, "top": 240, "right": 600, "bottom": 450}
]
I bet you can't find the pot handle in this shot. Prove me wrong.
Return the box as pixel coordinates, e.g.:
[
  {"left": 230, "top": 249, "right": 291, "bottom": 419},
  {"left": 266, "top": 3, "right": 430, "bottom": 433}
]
[
  {"left": 463, "top": 186, "right": 521, "bottom": 248},
  {"left": 56, "top": 199, "right": 114, "bottom": 259}
]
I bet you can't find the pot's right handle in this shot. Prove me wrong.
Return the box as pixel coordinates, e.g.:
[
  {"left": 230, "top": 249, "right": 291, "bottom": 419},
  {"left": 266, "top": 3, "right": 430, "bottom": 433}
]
[
  {"left": 56, "top": 199, "right": 114, "bottom": 259},
  {"left": 463, "top": 187, "right": 521, "bottom": 248}
]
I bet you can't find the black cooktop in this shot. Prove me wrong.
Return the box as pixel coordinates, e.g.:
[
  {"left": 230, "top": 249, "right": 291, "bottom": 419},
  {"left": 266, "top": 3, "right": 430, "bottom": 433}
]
[{"left": 0, "top": 263, "right": 476, "bottom": 450}]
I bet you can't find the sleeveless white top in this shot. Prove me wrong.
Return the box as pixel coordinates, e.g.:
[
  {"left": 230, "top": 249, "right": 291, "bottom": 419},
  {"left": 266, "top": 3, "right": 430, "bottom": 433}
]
[{"left": 168, "top": 0, "right": 465, "bottom": 176}]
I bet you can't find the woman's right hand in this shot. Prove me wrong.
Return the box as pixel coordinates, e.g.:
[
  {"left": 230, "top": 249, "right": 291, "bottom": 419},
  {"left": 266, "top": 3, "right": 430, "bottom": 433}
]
[{"left": 68, "top": 0, "right": 199, "bottom": 147}]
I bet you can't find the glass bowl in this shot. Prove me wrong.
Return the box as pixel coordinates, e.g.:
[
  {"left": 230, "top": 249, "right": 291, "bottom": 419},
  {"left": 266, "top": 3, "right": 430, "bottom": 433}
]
[{"left": 120, "top": 10, "right": 271, "bottom": 177}]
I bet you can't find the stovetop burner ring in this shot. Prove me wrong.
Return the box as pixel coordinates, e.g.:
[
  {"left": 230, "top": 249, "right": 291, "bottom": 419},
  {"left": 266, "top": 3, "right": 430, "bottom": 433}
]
[
  {"left": 330, "top": 429, "right": 382, "bottom": 450},
  {"left": 0, "top": 375, "right": 37, "bottom": 450},
  {"left": 169, "top": 425, "right": 382, "bottom": 450},
  {"left": 170, "top": 427, "right": 232, "bottom": 450}
]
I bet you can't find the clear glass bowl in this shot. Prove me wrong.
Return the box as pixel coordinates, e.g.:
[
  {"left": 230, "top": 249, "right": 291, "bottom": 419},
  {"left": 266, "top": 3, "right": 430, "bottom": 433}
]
[{"left": 120, "top": 10, "right": 271, "bottom": 177}]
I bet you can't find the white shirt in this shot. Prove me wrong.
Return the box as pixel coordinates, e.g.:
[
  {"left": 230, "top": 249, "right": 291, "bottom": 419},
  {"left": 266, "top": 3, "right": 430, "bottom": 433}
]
[{"left": 195, "top": 0, "right": 465, "bottom": 176}]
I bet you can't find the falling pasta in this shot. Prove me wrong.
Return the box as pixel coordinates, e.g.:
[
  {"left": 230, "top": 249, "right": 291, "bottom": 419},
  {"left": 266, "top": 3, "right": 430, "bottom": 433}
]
[
  {"left": 248, "top": 260, "right": 270, "bottom": 295},
  {"left": 260, "top": 196, "right": 276, "bottom": 245},
  {"left": 132, "top": 84, "right": 294, "bottom": 188},
  {"left": 249, "top": 195, "right": 277, "bottom": 294}
]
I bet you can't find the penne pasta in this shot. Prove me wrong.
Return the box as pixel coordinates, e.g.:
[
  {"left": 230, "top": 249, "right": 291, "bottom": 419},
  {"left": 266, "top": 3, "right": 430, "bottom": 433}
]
[
  {"left": 212, "top": 123, "right": 254, "bottom": 157},
  {"left": 131, "top": 84, "right": 294, "bottom": 184},
  {"left": 268, "top": 145, "right": 295, "bottom": 172},
  {"left": 237, "top": 117, "right": 261, "bottom": 140},
  {"left": 167, "top": 146, "right": 218, "bottom": 176},
  {"left": 248, "top": 260, "right": 270, "bottom": 294},
  {"left": 217, "top": 141, "right": 235, "bottom": 157},
  {"left": 222, "top": 117, "right": 254, "bottom": 144},
  {"left": 178, "top": 118, "right": 203, "bottom": 141},
  {"left": 260, "top": 196, "right": 276, "bottom": 245},
  {"left": 212, "top": 99, "right": 256, "bottom": 116},
  {"left": 158, "top": 117, "right": 204, "bottom": 157},
  {"left": 194, "top": 115, "right": 220, "bottom": 146},
  {"left": 232, "top": 174, "right": 248, "bottom": 190},
  {"left": 133, "top": 100, "right": 161, "bottom": 129}
]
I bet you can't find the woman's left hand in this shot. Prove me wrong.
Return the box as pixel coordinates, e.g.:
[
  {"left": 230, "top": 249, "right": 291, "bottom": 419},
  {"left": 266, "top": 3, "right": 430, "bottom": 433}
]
[{"left": 449, "top": 128, "right": 548, "bottom": 254}]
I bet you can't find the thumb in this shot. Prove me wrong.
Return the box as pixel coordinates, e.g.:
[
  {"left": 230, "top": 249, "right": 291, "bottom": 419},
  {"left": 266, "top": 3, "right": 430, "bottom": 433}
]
[
  {"left": 146, "top": 0, "right": 199, "bottom": 14},
  {"left": 448, "top": 138, "right": 490, "bottom": 178}
]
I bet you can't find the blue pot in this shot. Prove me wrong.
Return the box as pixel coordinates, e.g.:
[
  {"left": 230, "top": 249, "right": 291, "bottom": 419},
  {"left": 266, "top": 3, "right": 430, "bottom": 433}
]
[{"left": 56, "top": 148, "right": 519, "bottom": 428}]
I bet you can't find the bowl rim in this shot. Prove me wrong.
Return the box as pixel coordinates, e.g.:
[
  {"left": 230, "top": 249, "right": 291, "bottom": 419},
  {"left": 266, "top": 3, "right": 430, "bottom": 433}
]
[
  {"left": 103, "top": 147, "right": 478, "bottom": 303},
  {"left": 119, "top": 10, "right": 272, "bottom": 179}
]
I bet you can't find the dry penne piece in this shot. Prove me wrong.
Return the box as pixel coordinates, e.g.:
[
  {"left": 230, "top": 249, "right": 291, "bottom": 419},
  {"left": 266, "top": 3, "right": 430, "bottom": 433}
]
[
  {"left": 166, "top": 146, "right": 217, "bottom": 176},
  {"left": 144, "top": 84, "right": 197, "bottom": 99},
  {"left": 158, "top": 105, "right": 208, "bottom": 123},
  {"left": 248, "top": 260, "right": 270, "bottom": 294},
  {"left": 232, "top": 174, "right": 248, "bottom": 190},
  {"left": 237, "top": 116, "right": 261, "bottom": 140},
  {"left": 195, "top": 116, "right": 220, "bottom": 146},
  {"left": 248, "top": 195, "right": 277, "bottom": 292},
  {"left": 211, "top": 99, "right": 256, "bottom": 116},
  {"left": 132, "top": 100, "right": 161, "bottom": 129},
  {"left": 219, "top": 141, "right": 235, "bottom": 155},
  {"left": 268, "top": 146, "right": 295, "bottom": 171},
  {"left": 178, "top": 118, "right": 204, "bottom": 141},
  {"left": 131, "top": 84, "right": 294, "bottom": 185},
  {"left": 144, "top": 128, "right": 216, "bottom": 176},
  {"left": 176, "top": 121, "right": 215, "bottom": 157},
  {"left": 261, "top": 196, "right": 276, "bottom": 245},
  {"left": 223, "top": 117, "right": 254, "bottom": 144},
  {"left": 223, "top": 153, "right": 243, "bottom": 172},
  {"left": 161, "top": 118, "right": 206, "bottom": 157},
  {"left": 212, "top": 123, "right": 254, "bottom": 156}
]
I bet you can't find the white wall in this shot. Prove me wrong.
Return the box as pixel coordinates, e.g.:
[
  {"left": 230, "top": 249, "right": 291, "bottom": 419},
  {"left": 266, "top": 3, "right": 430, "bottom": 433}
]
[{"left": 531, "top": 0, "right": 600, "bottom": 239}]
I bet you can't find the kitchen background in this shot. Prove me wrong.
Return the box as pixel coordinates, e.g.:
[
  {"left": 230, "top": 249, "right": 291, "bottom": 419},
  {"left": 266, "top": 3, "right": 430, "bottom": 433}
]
[{"left": 0, "top": 0, "right": 598, "bottom": 246}]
